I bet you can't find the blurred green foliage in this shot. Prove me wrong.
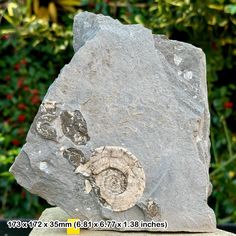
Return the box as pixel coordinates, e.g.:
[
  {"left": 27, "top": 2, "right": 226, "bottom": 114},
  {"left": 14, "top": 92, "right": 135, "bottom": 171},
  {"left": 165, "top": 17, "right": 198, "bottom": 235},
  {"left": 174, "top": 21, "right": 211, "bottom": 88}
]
[{"left": 0, "top": 0, "right": 236, "bottom": 223}]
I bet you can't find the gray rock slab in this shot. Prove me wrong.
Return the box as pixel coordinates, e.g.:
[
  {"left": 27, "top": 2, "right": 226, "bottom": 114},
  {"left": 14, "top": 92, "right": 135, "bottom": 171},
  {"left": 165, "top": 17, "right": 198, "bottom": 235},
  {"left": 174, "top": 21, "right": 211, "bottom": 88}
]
[
  {"left": 10, "top": 11, "right": 216, "bottom": 232},
  {"left": 30, "top": 207, "right": 233, "bottom": 236}
]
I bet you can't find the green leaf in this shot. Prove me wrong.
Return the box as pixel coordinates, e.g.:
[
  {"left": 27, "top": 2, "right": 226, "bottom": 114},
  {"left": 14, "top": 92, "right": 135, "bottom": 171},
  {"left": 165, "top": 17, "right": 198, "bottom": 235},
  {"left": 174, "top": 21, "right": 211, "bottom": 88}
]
[
  {"left": 208, "top": 4, "right": 224, "bottom": 11},
  {"left": 134, "top": 14, "right": 145, "bottom": 25},
  {"left": 7, "top": 2, "right": 18, "bottom": 17},
  {"left": 3, "top": 14, "right": 15, "bottom": 25},
  {"left": 224, "top": 4, "right": 236, "bottom": 15}
]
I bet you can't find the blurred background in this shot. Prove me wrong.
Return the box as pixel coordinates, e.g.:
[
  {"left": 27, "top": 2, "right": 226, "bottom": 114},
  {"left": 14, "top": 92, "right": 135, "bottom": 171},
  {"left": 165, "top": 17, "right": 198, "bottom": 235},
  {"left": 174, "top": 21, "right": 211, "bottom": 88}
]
[{"left": 0, "top": 0, "right": 235, "bottom": 224}]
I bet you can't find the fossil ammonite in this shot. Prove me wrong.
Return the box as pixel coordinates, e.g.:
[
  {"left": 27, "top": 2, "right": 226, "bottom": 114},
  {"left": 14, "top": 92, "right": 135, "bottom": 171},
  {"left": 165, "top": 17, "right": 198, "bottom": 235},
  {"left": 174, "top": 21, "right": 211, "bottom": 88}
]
[{"left": 76, "top": 146, "right": 145, "bottom": 212}]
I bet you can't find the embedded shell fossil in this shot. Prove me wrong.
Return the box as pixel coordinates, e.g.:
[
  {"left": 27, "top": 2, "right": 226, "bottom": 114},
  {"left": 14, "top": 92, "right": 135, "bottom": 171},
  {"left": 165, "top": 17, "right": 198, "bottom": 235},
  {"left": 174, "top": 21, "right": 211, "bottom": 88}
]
[
  {"left": 35, "top": 102, "right": 57, "bottom": 140},
  {"left": 76, "top": 146, "right": 146, "bottom": 212}
]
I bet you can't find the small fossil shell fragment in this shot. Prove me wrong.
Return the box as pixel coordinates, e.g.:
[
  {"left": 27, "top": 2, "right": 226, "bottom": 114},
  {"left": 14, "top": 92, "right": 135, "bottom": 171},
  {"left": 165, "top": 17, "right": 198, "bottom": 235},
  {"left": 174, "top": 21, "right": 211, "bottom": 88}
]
[
  {"left": 146, "top": 200, "right": 160, "bottom": 218},
  {"left": 63, "top": 148, "right": 85, "bottom": 167},
  {"left": 75, "top": 162, "right": 91, "bottom": 177},
  {"left": 60, "top": 110, "right": 90, "bottom": 145},
  {"left": 88, "top": 146, "right": 145, "bottom": 212},
  {"left": 35, "top": 102, "right": 57, "bottom": 140},
  {"left": 183, "top": 70, "right": 193, "bottom": 80},
  {"left": 84, "top": 179, "right": 92, "bottom": 194},
  {"left": 40, "top": 101, "right": 56, "bottom": 114}
]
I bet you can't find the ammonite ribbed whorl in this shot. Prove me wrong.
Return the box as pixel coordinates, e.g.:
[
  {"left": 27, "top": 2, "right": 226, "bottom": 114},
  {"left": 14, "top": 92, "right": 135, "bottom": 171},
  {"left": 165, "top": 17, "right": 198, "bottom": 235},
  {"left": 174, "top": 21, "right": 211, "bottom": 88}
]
[{"left": 77, "top": 146, "right": 145, "bottom": 212}]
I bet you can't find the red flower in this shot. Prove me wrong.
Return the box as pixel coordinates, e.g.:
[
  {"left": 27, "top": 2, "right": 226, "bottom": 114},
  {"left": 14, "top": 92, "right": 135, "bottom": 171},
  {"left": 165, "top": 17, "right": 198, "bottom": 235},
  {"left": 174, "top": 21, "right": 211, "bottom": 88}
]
[
  {"left": 6, "top": 94, "right": 13, "bottom": 100},
  {"left": 12, "top": 139, "right": 20, "bottom": 146},
  {"left": 23, "top": 86, "right": 30, "bottom": 91},
  {"left": 5, "top": 75, "right": 11, "bottom": 81},
  {"left": 14, "top": 63, "right": 20, "bottom": 71},
  {"left": 20, "top": 59, "right": 27, "bottom": 65},
  {"left": 21, "top": 191, "right": 26, "bottom": 199},
  {"left": 18, "top": 114, "right": 26, "bottom": 122},
  {"left": 17, "top": 77, "right": 24, "bottom": 88},
  {"left": 224, "top": 101, "right": 234, "bottom": 109},
  {"left": 31, "top": 89, "right": 39, "bottom": 95},
  {"left": 31, "top": 95, "right": 41, "bottom": 105},
  {"left": 18, "top": 103, "right": 27, "bottom": 110},
  {"left": 1, "top": 34, "right": 9, "bottom": 40}
]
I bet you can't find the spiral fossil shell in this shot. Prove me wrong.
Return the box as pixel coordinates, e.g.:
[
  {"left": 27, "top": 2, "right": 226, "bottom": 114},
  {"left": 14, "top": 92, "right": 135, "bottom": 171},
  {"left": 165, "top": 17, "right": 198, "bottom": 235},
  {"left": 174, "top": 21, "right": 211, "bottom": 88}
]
[
  {"left": 35, "top": 102, "right": 57, "bottom": 140},
  {"left": 76, "top": 146, "right": 145, "bottom": 212}
]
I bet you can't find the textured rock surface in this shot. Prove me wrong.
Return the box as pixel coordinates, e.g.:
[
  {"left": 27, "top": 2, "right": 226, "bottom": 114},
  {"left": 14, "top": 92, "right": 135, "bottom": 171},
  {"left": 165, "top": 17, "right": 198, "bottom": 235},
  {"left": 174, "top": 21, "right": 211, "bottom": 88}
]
[{"left": 10, "top": 12, "right": 216, "bottom": 232}]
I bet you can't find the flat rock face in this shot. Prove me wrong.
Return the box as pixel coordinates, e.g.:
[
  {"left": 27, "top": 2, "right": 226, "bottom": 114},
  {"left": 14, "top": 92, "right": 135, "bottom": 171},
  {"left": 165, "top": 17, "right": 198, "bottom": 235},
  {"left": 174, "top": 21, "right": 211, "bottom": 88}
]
[
  {"left": 10, "top": 12, "right": 216, "bottom": 232},
  {"left": 30, "top": 207, "right": 232, "bottom": 236}
]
